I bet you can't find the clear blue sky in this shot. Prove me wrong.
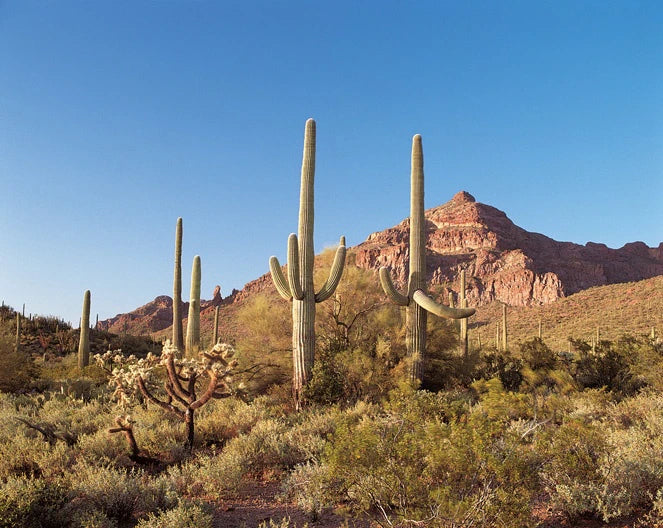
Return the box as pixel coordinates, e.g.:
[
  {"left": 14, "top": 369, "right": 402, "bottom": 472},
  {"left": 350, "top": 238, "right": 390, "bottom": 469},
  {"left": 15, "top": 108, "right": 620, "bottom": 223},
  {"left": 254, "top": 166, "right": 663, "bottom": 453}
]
[{"left": 1, "top": 1, "right": 661, "bottom": 325}]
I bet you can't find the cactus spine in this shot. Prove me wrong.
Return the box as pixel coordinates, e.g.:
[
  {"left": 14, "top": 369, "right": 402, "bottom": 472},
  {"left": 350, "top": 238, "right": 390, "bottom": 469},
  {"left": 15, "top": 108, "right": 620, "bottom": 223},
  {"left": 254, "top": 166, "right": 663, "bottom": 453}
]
[
  {"left": 185, "top": 256, "right": 201, "bottom": 358},
  {"left": 173, "top": 218, "right": 184, "bottom": 354},
  {"left": 15, "top": 313, "right": 21, "bottom": 353},
  {"left": 269, "top": 119, "right": 346, "bottom": 407},
  {"left": 502, "top": 303, "right": 508, "bottom": 352},
  {"left": 379, "top": 135, "right": 475, "bottom": 384},
  {"left": 78, "top": 290, "right": 91, "bottom": 368},
  {"left": 213, "top": 306, "right": 220, "bottom": 345}
]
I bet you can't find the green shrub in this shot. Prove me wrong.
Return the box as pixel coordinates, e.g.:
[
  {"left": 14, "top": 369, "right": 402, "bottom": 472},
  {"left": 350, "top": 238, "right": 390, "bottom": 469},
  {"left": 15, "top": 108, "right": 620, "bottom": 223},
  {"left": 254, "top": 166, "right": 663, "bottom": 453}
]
[
  {"left": 135, "top": 501, "right": 213, "bottom": 528},
  {"left": 63, "top": 463, "right": 178, "bottom": 522},
  {"left": 297, "top": 388, "right": 539, "bottom": 527},
  {"left": 538, "top": 418, "right": 607, "bottom": 517},
  {"left": 0, "top": 476, "right": 67, "bottom": 528}
]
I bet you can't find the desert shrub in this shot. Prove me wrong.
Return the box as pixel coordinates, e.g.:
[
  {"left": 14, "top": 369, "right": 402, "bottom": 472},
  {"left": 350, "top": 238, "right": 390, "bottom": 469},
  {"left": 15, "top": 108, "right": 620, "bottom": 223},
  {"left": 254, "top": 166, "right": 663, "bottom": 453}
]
[
  {"left": 476, "top": 349, "right": 523, "bottom": 391},
  {"left": 295, "top": 388, "right": 539, "bottom": 527},
  {"left": 574, "top": 347, "right": 636, "bottom": 395},
  {"left": 0, "top": 475, "right": 68, "bottom": 528},
  {"left": 258, "top": 518, "right": 308, "bottom": 528},
  {"left": 193, "top": 395, "right": 277, "bottom": 446},
  {"left": 304, "top": 341, "right": 401, "bottom": 405},
  {"left": 281, "top": 462, "right": 328, "bottom": 518},
  {"left": 0, "top": 334, "right": 40, "bottom": 393},
  {"left": 538, "top": 418, "right": 607, "bottom": 517},
  {"left": 62, "top": 462, "right": 178, "bottom": 522},
  {"left": 520, "top": 337, "right": 557, "bottom": 370},
  {"left": 540, "top": 391, "right": 663, "bottom": 522},
  {"left": 595, "top": 392, "right": 663, "bottom": 520},
  {"left": 135, "top": 501, "right": 213, "bottom": 528}
]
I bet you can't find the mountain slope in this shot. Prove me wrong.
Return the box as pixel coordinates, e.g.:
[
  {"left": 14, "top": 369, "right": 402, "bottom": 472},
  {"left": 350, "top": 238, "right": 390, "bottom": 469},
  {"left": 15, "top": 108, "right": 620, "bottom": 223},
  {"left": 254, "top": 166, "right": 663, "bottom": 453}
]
[
  {"left": 355, "top": 191, "right": 663, "bottom": 307},
  {"left": 99, "top": 190, "right": 663, "bottom": 339}
]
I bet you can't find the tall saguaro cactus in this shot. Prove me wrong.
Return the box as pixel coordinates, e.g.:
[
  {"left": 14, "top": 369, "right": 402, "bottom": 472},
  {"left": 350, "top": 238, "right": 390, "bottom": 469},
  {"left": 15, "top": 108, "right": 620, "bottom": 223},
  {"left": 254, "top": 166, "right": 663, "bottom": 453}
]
[
  {"left": 185, "top": 256, "right": 201, "bottom": 358},
  {"left": 213, "top": 306, "right": 220, "bottom": 345},
  {"left": 15, "top": 313, "right": 21, "bottom": 353},
  {"left": 78, "top": 290, "right": 91, "bottom": 368},
  {"left": 173, "top": 218, "right": 184, "bottom": 355},
  {"left": 459, "top": 270, "right": 469, "bottom": 357},
  {"left": 379, "top": 135, "right": 475, "bottom": 384},
  {"left": 502, "top": 303, "right": 508, "bottom": 352},
  {"left": 269, "top": 118, "right": 346, "bottom": 407}
]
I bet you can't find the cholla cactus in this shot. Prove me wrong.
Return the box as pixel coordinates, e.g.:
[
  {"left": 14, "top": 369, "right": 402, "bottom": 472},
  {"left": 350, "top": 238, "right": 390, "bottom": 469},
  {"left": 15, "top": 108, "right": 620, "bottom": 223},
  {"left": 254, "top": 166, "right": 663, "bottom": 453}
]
[
  {"left": 99, "top": 340, "right": 240, "bottom": 450},
  {"left": 380, "top": 135, "right": 475, "bottom": 384}
]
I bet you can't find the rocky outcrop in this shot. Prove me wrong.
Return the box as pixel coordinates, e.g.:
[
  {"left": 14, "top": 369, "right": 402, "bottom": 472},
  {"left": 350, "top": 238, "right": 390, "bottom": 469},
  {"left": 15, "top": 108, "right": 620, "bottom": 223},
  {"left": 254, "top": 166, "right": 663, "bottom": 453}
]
[
  {"left": 100, "top": 191, "right": 663, "bottom": 335},
  {"left": 354, "top": 191, "right": 663, "bottom": 306}
]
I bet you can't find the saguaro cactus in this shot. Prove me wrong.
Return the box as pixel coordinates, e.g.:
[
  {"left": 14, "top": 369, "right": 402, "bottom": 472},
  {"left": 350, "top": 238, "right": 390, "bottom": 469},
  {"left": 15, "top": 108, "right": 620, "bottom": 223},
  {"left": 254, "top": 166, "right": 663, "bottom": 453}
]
[
  {"left": 173, "top": 218, "right": 184, "bottom": 354},
  {"left": 459, "top": 270, "right": 469, "bottom": 357},
  {"left": 269, "top": 118, "right": 346, "bottom": 407},
  {"left": 502, "top": 303, "right": 508, "bottom": 352},
  {"left": 213, "top": 306, "right": 220, "bottom": 345},
  {"left": 185, "top": 255, "right": 201, "bottom": 358},
  {"left": 78, "top": 290, "right": 91, "bottom": 368},
  {"left": 15, "top": 313, "right": 21, "bottom": 353},
  {"left": 379, "top": 135, "right": 475, "bottom": 384}
]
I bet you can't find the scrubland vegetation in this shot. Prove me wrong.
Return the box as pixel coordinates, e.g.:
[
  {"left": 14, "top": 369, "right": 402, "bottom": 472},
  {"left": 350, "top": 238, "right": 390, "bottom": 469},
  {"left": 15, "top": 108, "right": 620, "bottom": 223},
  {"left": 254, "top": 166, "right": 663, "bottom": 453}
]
[{"left": 1, "top": 257, "right": 662, "bottom": 528}]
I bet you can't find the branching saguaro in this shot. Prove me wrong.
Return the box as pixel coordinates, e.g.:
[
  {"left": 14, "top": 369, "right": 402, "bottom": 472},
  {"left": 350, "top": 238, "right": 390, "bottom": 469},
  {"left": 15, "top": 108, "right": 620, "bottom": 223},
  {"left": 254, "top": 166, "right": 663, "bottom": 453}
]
[
  {"left": 269, "top": 118, "right": 346, "bottom": 408},
  {"left": 101, "top": 341, "right": 239, "bottom": 450},
  {"left": 379, "top": 135, "right": 475, "bottom": 385}
]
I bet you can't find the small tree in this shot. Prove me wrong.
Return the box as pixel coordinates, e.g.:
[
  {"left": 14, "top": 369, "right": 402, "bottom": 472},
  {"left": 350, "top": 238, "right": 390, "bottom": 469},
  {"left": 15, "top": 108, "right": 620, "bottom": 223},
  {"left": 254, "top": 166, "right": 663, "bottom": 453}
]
[{"left": 102, "top": 340, "right": 240, "bottom": 450}]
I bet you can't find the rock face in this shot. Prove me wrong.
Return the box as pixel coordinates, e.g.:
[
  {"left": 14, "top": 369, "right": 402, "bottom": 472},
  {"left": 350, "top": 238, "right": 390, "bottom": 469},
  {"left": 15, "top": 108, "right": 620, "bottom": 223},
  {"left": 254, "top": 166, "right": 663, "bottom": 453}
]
[
  {"left": 100, "top": 191, "right": 663, "bottom": 335},
  {"left": 354, "top": 191, "right": 663, "bottom": 307}
]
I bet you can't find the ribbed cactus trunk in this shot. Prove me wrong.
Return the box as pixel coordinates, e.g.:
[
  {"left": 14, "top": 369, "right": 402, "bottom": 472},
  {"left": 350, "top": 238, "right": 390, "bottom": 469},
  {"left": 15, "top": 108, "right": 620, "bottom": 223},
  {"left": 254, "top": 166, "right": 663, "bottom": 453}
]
[
  {"left": 406, "top": 135, "right": 427, "bottom": 384},
  {"left": 78, "top": 290, "right": 90, "bottom": 368},
  {"left": 213, "top": 306, "right": 220, "bottom": 345},
  {"left": 185, "top": 256, "right": 201, "bottom": 358},
  {"left": 15, "top": 313, "right": 21, "bottom": 353},
  {"left": 538, "top": 319, "right": 542, "bottom": 339},
  {"left": 496, "top": 322, "right": 500, "bottom": 349},
  {"left": 502, "top": 303, "right": 508, "bottom": 352},
  {"left": 460, "top": 270, "right": 468, "bottom": 358},
  {"left": 269, "top": 119, "right": 347, "bottom": 409},
  {"left": 292, "top": 120, "right": 317, "bottom": 402},
  {"left": 173, "top": 218, "right": 184, "bottom": 355},
  {"left": 379, "top": 135, "right": 475, "bottom": 387}
]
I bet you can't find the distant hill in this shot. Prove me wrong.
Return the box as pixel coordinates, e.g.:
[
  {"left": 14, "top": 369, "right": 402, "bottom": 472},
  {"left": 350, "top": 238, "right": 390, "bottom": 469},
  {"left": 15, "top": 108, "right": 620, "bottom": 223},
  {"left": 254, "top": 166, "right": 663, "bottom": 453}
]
[{"left": 99, "top": 190, "right": 663, "bottom": 347}]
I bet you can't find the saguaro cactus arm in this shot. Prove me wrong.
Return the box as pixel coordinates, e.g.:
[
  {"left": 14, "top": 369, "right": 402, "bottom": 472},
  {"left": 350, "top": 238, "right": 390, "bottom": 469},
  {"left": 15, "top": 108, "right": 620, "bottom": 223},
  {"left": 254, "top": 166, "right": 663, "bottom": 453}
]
[
  {"left": 315, "top": 236, "right": 347, "bottom": 303},
  {"left": 269, "top": 256, "right": 292, "bottom": 300},
  {"left": 379, "top": 267, "right": 410, "bottom": 306},
  {"left": 412, "top": 289, "right": 475, "bottom": 319},
  {"left": 287, "top": 233, "right": 305, "bottom": 301}
]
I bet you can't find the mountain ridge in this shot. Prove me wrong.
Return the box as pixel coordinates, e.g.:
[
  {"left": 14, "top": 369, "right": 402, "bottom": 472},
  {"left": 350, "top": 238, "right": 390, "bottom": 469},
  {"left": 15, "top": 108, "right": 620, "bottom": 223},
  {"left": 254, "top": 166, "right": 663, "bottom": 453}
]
[{"left": 99, "top": 191, "right": 663, "bottom": 335}]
